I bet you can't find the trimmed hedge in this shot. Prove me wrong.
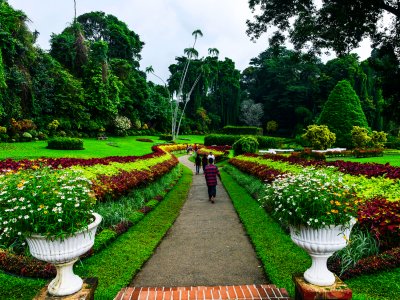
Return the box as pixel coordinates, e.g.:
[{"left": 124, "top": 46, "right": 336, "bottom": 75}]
[
  {"left": 159, "top": 134, "right": 173, "bottom": 141},
  {"left": 204, "top": 134, "right": 279, "bottom": 149},
  {"left": 47, "top": 137, "right": 84, "bottom": 150},
  {"left": 222, "top": 125, "right": 263, "bottom": 136}
]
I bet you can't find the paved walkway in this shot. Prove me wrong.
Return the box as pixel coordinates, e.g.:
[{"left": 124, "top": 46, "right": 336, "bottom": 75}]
[
  {"left": 129, "top": 155, "right": 267, "bottom": 287},
  {"left": 114, "top": 155, "right": 291, "bottom": 299}
]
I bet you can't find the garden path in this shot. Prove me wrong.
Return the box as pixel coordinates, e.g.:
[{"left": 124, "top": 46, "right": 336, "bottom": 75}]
[{"left": 129, "top": 154, "right": 267, "bottom": 287}]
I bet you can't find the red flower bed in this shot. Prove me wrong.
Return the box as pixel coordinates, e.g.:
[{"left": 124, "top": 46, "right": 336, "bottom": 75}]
[
  {"left": 328, "top": 247, "right": 400, "bottom": 280},
  {"left": 93, "top": 156, "right": 179, "bottom": 201},
  {"left": 0, "top": 144, "right": 170, "bottom": 173},
  {"left": 229, "top": 157, "right": 285, "bottom": 183},
  {"left": 0, "top": 250, "right": 56, "bottom": 279},
  {"left": 253, "top": 153, "right": 400, "bottom": 179},
  {"left": 358, "top": 197, "right": 400, "bottom": 250}
]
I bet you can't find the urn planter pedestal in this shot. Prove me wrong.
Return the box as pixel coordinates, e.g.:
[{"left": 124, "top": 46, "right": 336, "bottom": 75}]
[
  {"left": 290, "top": 219, "right": 356, "bottom": 287},
  {"left": 26, "top": 213, "right": 102, "bottom": 296}
]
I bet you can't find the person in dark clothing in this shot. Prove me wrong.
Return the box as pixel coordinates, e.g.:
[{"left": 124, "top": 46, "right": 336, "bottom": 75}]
[
  {"left": 194, "top": 152, "right": 202, "bottom": 174},
  {"left": 201, "top": 155, "right": 208, "bottom": 173},
  {"left": 204, "top": 157, "right": 221, "bottom": 203}
]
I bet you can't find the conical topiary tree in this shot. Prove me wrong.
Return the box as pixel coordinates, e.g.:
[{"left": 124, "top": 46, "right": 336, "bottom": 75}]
[{"left": 318, "top": 80, "right": 369, "bottom": 147}]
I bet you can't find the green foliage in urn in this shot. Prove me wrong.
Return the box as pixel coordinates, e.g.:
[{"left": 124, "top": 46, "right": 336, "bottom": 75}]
[
  {"left": 232, "top": 136, "right": 259, "bottom": 156},
  {"left": 0, "top": 167, "right": 96, "bottom": 246},
  {"left": 302, "top": 125, "right": 336, "bottom": 150},
  {"left": 318, "top": 80, "right": 369, "bottom": 147},
  {"left": 260, "top": 168, "right": 359, "bottom": 229}
]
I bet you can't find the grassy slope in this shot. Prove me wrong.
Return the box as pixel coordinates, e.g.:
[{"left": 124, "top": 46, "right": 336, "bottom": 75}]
[
  {"left": 0, "top": 135, "right": 204, "bottom": 160},
  {"left": 0, "top": 165, "right": 192, "bottom": 300},
  {"left": 220, "top": 168, "right": 400, "bottom": 300}
]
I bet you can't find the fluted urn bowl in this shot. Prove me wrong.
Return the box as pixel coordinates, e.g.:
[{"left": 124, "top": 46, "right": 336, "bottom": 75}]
[
  {"left": 290, "top": 218, "right": 356, "bottom": 286},
  {"left": 26, "top": 213, "right": 102, "bottom": 296}
]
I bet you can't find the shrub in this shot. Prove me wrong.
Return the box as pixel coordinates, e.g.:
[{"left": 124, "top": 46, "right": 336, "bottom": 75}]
[
  {"left": 22, "top": 132, "right": 32, "bottom": 141},
  {"left": 301, "top": 124, "right": 336, "bottom": 150},
  {"left": 318, "top": 80, "right": 369, "bottom": 147},
  {"left": 370, "top": 131, "right": 387, "bottom": 149},
  {"left": 358, "top": 197, "right": 400, "bottom": 250},
  {"left": 159, "top": 134, "right": 173, "bottom": 141},
  {"left": 232, "top": 136, "right": 259, "bottom": 156},
  {"left": 47, "top": 137, "right": 84, "bottom": 150},
  {"left": 136, "top": 138, "right": 153, "bottom": 143},
  {"left": 353, "top": 148, "right": 383, "bottom": 158},
  {"left": 222, "top": 125, "right": 263, "bottom": 136},
  {"left": 204, "top": 134, "right": 279, "bottom": 148},
  {"left": 0, "top": 126, "right": 6, "bottom": 134},
  {"left": 351, "top": 126, "right": 371, "bottom": 148},
  {"left": 204, "top": 134, "right": 238, "bottom": 146},
  {"left": 47, "top": 119, "right": 60, "bottom": 131},
  {"left": 9, "top": 118, "right": 36, "bottom": 134},
  {"left": 114, "top": 116, "right": 131, "bottom": 136},
  {"left": 266, "top": 120, "right": 278, "bottom": 134}
]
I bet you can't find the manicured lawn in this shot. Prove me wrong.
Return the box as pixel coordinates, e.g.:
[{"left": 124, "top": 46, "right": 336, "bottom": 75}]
[
  {"left": 0, "top": 135, "right": 204, "bottom": 160},
  {"left": 327, "top": 153, "right": 400, "bottom": 166},
  {"left": 0, "top": 165, "right": 193, "bottom": 299}
]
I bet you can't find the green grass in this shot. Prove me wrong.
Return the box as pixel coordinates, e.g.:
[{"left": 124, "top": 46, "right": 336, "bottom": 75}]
[
  {"left": 221, "top": 166, "right": 400, "bottom": 300},
  {"left": 0, "top": 135, "right": 205, "bottom": 160},
  {"left": 327, "top": 153, "right": 400, "bottom": 166},
  {"left": 0, "top": 165, "right": 192, "bottom": 300}
]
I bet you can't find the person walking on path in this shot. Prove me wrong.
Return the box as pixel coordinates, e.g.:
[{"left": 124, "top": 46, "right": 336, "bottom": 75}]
[
  {"left": 194, "top": 152, "right": 202, "bottom": 175},
  {"left": 207, "top": 151, "right": 215, "bottom": 162},
  {"left": 201, "top": 154, "right": 208, "bottom": 173},
  {"left": 204, "top": 157, "right": 221, "bottom": 203}
]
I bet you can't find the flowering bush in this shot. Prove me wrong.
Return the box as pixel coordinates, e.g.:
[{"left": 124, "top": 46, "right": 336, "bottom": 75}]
[
  {"left": 0, "top": 167, "right": 96, "bottom": 245},
  {"left": 260, "top": 168, "right": 359, "bottom": 228},
  {"left": 114, "top": 115, "right": 131, "bottom": 131}
]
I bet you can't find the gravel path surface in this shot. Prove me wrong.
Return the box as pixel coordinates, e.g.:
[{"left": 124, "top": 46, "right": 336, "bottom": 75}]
[{"left": 130, "top": 155, "right": 267, "bottom": 287}]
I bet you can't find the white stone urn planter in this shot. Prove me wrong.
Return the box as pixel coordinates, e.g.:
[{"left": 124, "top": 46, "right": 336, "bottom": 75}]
[
  {"left": 290, "top": 218, "right": 356, "bottom": 286},
  {"left": 26, "top": 213, "right": 102, "bottom": 296}
]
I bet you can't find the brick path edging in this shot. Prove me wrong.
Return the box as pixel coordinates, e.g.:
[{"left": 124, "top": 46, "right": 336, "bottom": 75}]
[{"left": 114, "top": 284, "right": 290, "bottom": 300}]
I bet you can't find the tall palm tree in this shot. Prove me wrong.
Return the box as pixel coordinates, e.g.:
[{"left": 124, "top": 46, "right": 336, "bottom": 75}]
[
  {"left": 208, "top": 48, "right": 219, "bottom": 58},
  {"left": 184, "top": 47, "right": 199, "bottom": 59}
]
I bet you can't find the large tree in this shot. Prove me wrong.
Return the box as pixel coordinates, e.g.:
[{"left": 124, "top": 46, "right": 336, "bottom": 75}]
[
  {"left": 318, "top": 80, "right": 369, "bottom": 147},
  {"left": 247, "top": 0, "right": 400, "bottom": 57}
]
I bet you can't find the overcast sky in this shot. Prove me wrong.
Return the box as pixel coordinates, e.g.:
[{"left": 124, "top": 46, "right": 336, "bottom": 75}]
[{"left": 8, "top": 0, "right": 372, "bottom": 82}]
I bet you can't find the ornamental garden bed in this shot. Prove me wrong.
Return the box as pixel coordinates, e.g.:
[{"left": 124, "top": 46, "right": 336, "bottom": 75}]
[
  {"left": 227, "top": 154, "right": 400, "bottom": 279},
  {"left": 0, "top": 144, "right": 188, "bottom": 279}
]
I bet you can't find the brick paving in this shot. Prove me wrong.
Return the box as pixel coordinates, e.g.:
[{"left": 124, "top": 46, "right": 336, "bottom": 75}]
[
  {"left": 114, "top": 285, "right": 290, "bottom": 300},
  {"left": 114, "top": 155, "right": 290, "bottom": 300}
]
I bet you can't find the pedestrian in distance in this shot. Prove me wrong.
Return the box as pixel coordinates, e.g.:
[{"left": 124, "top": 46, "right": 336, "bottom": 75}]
[
  {"left": 201, "top": 154, "right": 208, "bottom": 173},
  {"left": 194, "top": 151, "right": 202, "bottom": 175},
  {"left": 207, "top": 151, "right": 215, "bottom": 162},
  {"left": 204, "top": 157, "right": 221, "bottom": 203}
]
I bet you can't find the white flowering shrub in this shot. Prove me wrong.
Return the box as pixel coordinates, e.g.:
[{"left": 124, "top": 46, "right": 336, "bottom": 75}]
[
  {"left": 0, "top": 167, "right": 96, "bottom": 246},
  {"left": 114, "top": 115, "right": 132, "bottom": 131},
  {"left": 260, "top": 168, "right": 358, "bottom": 228}
]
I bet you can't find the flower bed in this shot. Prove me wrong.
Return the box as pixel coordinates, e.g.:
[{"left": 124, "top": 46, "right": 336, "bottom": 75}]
[
  {"left": 0, "top": 143, "right": 184, "bottom": 278},
  {"left": 229, "top": 154, "right": 400, "bottom": 245},
  {"left": 232, "top": 154, "right": 400, "bottom": 201},
  {"left": 261, "top": 153, "right": 400, "bottom": 179},
  {"left": 225, "top": 162, "right": 400, "bottom": 282}
]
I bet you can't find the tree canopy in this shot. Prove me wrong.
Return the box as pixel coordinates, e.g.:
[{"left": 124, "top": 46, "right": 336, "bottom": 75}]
[{"left": 247, "top": 0, "right": 400, "bottom": 57}]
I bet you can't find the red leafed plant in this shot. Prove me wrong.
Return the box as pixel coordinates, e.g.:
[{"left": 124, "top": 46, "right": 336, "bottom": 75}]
[{"left": 358, "top": 197, "right": 400, "bottom": 250}]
